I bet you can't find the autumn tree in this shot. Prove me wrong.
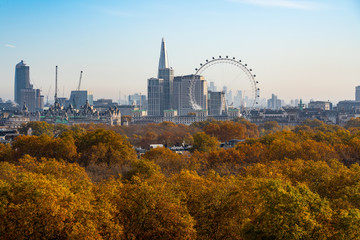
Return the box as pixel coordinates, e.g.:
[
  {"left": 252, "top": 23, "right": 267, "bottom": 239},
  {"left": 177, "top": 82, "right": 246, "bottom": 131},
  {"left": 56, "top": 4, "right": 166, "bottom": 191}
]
[
  {"left": 345, "top": 118, "right": 360, "bottom": 129},
  {"left": 142, "top": 147, "right": 189, "bottom": 175},
  {"left": 192, "top": 132, "right": 219, "bottom": 152},
  {"left": 75, "top": 129, "right": 136, "bottom": 167},
  {"left": 19, "top": 121, "right": 55, "bottom": 136},
  {"left": 204, "top": 121, "right": 245, "bottom": 142},
  {"left": 242, "top": 179, "right": 333, "bottom": 239},
  {"left": 99, "top": 175, "right": 196, "bottom": 240},
  {"left": 0, "top": 156, "right": 115, "bottom": 239},
  {"left": 11, "top": 134, "right": 78, "bottom": 162}
]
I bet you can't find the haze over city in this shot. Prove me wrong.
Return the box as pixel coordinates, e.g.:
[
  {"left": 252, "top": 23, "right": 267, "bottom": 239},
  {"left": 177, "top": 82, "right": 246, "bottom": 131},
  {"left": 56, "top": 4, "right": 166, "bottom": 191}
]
[{"left": 1, "top": 0, "right": 360, "bottom": 103}]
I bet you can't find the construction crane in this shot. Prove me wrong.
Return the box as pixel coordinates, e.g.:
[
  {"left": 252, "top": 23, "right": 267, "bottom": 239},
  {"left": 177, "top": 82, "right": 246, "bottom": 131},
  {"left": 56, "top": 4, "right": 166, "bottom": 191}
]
[
  {"left": 46, "top": 86, "right": 51, "bottom": 106},
  {"left": 72, "top": 71, "right": 83, "bottom": 109},
  {"left": 55, "top": 66, "right": 58, "bottom": 104},
  {"left": 77, "top": 71, "right": 83, "bottom": 91}
]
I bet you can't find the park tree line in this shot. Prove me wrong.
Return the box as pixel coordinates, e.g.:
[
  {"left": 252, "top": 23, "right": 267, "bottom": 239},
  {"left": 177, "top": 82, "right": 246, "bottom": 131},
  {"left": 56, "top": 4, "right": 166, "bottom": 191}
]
[{"left": 2, "top": 119, "right": 360, "bottom": 239}]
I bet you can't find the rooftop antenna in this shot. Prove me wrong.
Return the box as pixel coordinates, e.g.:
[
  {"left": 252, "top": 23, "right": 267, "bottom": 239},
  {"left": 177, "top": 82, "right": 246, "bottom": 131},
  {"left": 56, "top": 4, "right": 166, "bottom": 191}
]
[{"left": 55, "top": 66, "right": 58, "bottom": 104}]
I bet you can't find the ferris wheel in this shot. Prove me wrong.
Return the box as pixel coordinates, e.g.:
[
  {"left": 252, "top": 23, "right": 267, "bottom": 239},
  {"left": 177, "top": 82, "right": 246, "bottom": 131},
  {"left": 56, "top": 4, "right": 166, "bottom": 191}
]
[{"left": 190, "top": 56, "right": 259, "bottom": 110}]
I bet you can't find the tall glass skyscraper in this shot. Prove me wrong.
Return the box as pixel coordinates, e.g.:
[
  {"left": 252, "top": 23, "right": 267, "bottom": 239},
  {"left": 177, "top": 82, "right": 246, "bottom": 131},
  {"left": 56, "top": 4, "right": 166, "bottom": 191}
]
[
  {"left": 158, "top": 38, "right": 174, "bottom": 113},
  {"left": 14, "top": 60, "right": 31, "bottom": 104},
  {"left": 14, "top": 60, "right": 43, "bottom": 111},
  {"left": 148, "top": 38, "right": 174, "bottom": 116}
]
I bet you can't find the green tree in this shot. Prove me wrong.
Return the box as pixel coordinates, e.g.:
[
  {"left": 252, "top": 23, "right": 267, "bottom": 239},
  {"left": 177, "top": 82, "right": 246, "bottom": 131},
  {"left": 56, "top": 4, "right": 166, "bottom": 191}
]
[
  {"left": 19, "top": 121, "right": 55, "bottom": 136},
  {"left": 192, "top": 132, "right": 219, "bottom": 152},
  {"left": 243, "top": 179, "right": 333, "bottom": 240}
]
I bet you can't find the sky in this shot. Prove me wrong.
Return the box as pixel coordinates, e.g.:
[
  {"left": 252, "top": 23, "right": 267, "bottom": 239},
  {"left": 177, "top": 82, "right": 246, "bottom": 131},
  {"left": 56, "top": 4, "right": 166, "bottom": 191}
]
[{"left": 0, "top": 0, "right": 359, "bottom": 104}]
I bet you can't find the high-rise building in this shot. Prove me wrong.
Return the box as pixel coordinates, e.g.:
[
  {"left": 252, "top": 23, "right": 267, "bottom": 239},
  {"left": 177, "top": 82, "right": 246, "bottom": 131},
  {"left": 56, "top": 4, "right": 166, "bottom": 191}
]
[
  {"left": 14, "top": 60, "right": 43, "bottom": 111},
  {"left": 158, "top": 38, "right": 174, "bottom": 112},
  {"left": 128, "top": 93, "right": 147, "bottom": 110},
  {"left": 69, "top": 90, "right": 93, "bottom": 109},
  {"left": 147, "top": 38, "right": 174, "bottom": 116},
  {"left": 173, "top": 75, "right": 208, "bottom": 116},
  {"left": 356, "top": 86, "right": 360, "bottom": 101},
  {"left": 147, "top": 78, "right": 164, "bottom": 116},
  {"left": 14, "top": 60, "right": 31, "bottom": 104},
  {"left": 234, "top": 90, "right": 243, "bottom": 108},
  {"left": 267, "top": 94, "right": 282, "bottom": 110},
  {"left": 208, "top": 91, "right": 226, "bottom": 116},
  {"left": 209, "top": 81, "right": 217, "bottom": 92}
]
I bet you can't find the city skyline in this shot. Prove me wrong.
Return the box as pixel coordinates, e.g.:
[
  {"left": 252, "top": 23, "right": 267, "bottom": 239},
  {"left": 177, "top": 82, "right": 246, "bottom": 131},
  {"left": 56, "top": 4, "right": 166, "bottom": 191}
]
[{"left": 1, "top": 0, "right": 360, "bottom": 103}]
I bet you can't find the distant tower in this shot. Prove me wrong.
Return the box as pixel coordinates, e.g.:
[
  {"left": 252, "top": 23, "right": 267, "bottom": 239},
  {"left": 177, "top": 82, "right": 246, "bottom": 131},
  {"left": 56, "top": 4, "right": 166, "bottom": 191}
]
[
  {"left": 14, "top": 60, "right": 31, "bottom": 104},
  {"left": 158, "top": 38, "right": 169, "bottom": 72},
  {"left": 208, "top": 91, "right": 226, "bottom": 116},
  {"left": 356, "top": 86, "right": 360, "bottom": 101},
  {"left": 14, "top": 60, "right": 43, "bottom": 112},
  {"left": 147, "top": 78, "right": 164, "bottom": 116},
  {"left": 157, "top": 38, "right": 174, "bottom": 112},
  {"left": 173, "top": 75, "right": 208, "bottom": 116}
]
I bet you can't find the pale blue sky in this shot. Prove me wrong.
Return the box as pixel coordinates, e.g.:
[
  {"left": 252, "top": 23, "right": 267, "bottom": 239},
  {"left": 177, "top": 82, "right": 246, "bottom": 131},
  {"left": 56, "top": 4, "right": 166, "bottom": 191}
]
[{"left": 1, "top": 0, "right": 359, "bottom": 103}]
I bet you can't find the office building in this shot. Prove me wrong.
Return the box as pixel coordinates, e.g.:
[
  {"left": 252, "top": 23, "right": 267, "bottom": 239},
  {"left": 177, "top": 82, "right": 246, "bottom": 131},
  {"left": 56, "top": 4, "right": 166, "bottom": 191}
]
[
  {"left": 267, "top": 94, "right": 282, "bottom": 110},
  {"left": 209, "top": 81, "right": 217, "bottom": 92},
  {"left": 128, "top": 93, "right": 147, "bottom": 109},
  {"left": 14, "top": 60, "right": 43, "bottom": 111},
  {"left": 173, "top": 75, "right": 208, "bottom": 116},
  {"left": 234, "top": 90, "right": 243, "bottom": 108},
  {"left": 308, "top": 101, "right": 332, "bottom": 111},
  {"left": 356, "top": 86, "right": 360, "bottom": 101},
  {"left": 69, "top": 90, "right": 93, "bottom": 109},
  {"left": 14, "top": 60, "right": 31, "bottom": 105},
  {"left": 147, "top": 78, "right": 164, "bottom": 116},
  {"left": 208, "top": 91, "right": 226, "bottom": 116}
]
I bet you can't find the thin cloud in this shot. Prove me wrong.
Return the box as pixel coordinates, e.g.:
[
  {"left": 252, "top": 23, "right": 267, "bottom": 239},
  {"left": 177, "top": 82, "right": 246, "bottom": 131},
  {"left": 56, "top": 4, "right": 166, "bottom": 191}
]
[
  {"left": 228, "top": 0, "right": 318, "bottom": 10},
  {"left": 88, "top": 5, "right": 135, "bottom": 17},
  {"left": 5, "top": 44, "right": 16, "bottom": 48}
]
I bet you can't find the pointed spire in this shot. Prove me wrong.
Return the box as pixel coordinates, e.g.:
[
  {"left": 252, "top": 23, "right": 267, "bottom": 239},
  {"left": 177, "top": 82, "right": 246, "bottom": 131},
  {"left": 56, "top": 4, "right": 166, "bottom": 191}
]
[{"left": 158, "top": 38, "right": 169, "bottom": 73}]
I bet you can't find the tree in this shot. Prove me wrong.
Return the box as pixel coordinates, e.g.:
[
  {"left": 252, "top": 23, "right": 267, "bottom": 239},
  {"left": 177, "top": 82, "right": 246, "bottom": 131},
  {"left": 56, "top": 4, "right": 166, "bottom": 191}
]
[
  {"left": 192, "top": 132, "right": 219, "bottom": 152},
  {"left": 243, "top": 179, "right": 333, "bottom": 240},
  {"left": 100, "top": 175, "right": 196, "bottom": 240},
  {"left": 19, "top": 121, "right": 55, "bottom": 137},
  {"left": 0, "top": 156, "right": 109, "bottom": 239},
  {"left": 142, "top": 147, "right": 187, "bottom": 175},
  {"left": 0, "top": 143, "right": 13, "bottom": 162},
  {"left": 76, "top": 129, "right": 136, "bottom": 167},
  {"left": 345, "top": 118, "right": 360, "bottom": 129},
  {"left": 204, "top": 121, "right": 245, "bottom": 142},
  {"left": 11, "top": 134, "right": 78, "bottom": 162}
]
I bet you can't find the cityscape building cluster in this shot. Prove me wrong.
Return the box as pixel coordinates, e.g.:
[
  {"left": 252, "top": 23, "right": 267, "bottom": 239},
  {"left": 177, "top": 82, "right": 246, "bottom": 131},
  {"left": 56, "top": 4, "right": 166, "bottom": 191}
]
[{"left": 1, "top": 38, "right": 360, "bottom": 129}]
